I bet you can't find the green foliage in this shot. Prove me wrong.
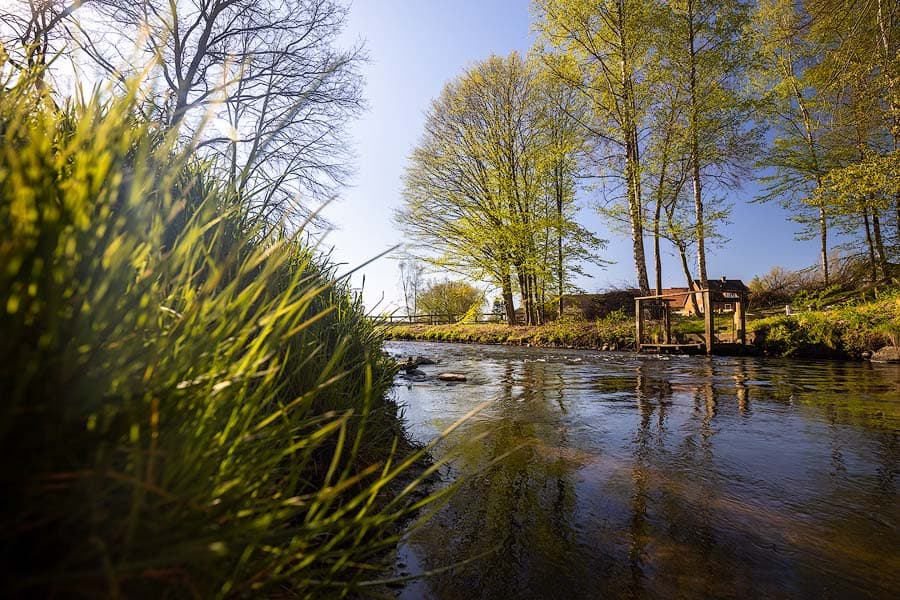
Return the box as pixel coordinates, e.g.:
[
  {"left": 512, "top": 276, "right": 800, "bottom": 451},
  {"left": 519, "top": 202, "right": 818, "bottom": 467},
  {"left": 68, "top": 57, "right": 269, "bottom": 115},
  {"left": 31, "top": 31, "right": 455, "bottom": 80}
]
[
  {"left": 385, "top": 310, "right": 634, "bottom": 350},
  {"left": 395, "top": 52, "right": 605, "bottom": 325},
  {"left": 417, "top": 279, "right": 483, "bottom": 321},
  {"left": 750, "top": 289, "right": 900, "bottom": 357},
  {"left": 792, "top": 283, "right": 843, "bottom": 310},
  {"left": 0, "top": 72, "right": 434, "bottom": 597}
]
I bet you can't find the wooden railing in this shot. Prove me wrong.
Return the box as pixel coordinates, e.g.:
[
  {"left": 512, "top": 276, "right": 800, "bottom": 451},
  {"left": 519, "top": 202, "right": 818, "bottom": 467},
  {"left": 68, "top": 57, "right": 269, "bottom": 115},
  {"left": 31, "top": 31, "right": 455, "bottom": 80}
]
[{"left": 379, "top": 313, "right": 507, "bottom": 325}]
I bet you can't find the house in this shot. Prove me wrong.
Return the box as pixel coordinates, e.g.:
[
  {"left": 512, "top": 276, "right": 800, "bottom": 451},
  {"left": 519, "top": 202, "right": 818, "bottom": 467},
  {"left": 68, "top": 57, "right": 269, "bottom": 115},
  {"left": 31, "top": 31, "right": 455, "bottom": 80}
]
[{"left": 679, "top": 278, "right": 749, "bottom": 315}]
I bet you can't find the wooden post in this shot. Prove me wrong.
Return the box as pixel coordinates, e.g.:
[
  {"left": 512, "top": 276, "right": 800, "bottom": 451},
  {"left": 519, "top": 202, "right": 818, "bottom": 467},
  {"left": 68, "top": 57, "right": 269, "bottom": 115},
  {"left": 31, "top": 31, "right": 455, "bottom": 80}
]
[
  {"left": 635, "top": 299, "right": 643, "bottom": 352},
  {"left": 703, "top": 290, "right": 714, "bottom": 355},
  {"left": 663, "top": 302, "right": 671, "bottom": 345},
  {"left": 735, "top": 294, "right": 746, "bottom": 345}
]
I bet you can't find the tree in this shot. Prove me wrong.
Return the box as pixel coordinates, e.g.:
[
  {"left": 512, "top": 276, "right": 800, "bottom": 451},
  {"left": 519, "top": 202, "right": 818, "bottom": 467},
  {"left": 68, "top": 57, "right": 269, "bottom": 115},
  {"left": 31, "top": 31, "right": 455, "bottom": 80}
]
[
  {"left": 396, "top": 52, "right": 604, "bottom": 326},
  {"left": 538, "top": 70, "right": 605, "bottom": 317},
  {"left": 655, "top": 0, "right": 760, "bottom": 289},
  {"left": 1, "top": 0, "right": 364, "bottom": 225},
  {"left": 535, "top": 0, "right": 653, "bottom": 293},
  {"left": 0, "top": 1, "right": 89, "bottom": 88},
  {"left": 806, "top": 0, "right": 899, "bottom": 268},
  {"left": 398, "top": 258, "right": 425, "bottom": 317},
  {"left": 811, "top": 151, "right": 900, "bottom": 280},
  {"left": 417, "top": 280, "right": 484, "bottom": 321},
  {"left": 755, "top": 0, "right": 834, "bottom": 283}
]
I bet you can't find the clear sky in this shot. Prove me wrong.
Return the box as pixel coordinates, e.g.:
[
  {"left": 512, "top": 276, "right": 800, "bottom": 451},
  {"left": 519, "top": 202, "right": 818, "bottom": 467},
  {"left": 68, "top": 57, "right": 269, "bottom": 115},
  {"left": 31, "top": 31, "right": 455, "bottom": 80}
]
[{"left": 324, "top": 0, "right": 822, "bottom": 313}]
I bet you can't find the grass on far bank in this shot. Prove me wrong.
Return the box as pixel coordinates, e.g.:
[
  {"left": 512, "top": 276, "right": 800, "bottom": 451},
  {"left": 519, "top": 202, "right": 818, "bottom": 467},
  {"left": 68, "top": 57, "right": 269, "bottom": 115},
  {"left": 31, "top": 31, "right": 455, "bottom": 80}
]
[
  {"left": 385, "top": 289, "right": 900, "bottom": 361},
  {"left": 383, "top": 310, "right": 635, "bottom": 349},
  {"left": 750, "top": 288, "right": 900, "bottom": 358}
]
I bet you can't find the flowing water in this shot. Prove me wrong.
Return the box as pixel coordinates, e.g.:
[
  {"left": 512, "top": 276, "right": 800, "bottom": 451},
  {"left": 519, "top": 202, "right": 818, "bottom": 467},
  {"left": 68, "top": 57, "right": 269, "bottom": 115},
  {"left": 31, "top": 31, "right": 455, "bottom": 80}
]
[{"left": 385, "top": 341, "right": 900, "bottom": 599}]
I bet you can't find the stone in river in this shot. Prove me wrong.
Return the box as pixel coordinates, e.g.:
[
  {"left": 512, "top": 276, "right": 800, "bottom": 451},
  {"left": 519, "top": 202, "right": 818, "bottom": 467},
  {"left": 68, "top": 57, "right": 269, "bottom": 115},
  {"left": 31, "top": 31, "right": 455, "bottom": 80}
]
[
  {"left": 437, "top": 372, "right": 467, "bottom": 382},
  {"left": 871, "top": 346, "right": 900, "bottom": 363}
]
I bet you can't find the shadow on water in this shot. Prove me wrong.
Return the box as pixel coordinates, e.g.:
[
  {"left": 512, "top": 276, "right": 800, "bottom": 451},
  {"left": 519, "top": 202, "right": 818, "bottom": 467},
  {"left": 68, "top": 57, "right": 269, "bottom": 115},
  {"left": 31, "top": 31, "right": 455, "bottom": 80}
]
[{"left": 388, "top": 342, "right": 900, "bottom": 599}]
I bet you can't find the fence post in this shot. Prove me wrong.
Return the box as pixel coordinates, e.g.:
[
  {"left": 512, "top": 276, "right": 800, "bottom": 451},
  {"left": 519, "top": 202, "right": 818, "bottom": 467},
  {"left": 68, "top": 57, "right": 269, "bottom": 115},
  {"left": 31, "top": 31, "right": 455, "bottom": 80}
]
[
  {"left": 704, "top": 290, "right": 714, "bottom": 355},
  {"left": 635, "top": 299, "right": 643, "bottom": 352}
]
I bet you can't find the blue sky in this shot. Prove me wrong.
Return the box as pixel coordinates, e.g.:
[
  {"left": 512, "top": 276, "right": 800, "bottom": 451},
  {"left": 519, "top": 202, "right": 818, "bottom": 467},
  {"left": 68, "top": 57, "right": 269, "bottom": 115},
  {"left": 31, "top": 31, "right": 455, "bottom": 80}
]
[{"left": 324, "top": 0, "right": 821, "bottom": 313}]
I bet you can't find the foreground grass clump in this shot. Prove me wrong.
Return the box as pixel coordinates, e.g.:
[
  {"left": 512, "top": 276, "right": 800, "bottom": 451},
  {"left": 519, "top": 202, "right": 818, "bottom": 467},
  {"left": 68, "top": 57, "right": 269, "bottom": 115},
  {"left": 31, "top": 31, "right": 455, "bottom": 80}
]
[
  {"left": 750, "top": 288, "right": 900, "bottom": 358},
  {"left": 0, "top": 71, "right": 434, "bottom": 597},
  {"left": 384, "top": 310, "right": 635, "bottom": 349}
]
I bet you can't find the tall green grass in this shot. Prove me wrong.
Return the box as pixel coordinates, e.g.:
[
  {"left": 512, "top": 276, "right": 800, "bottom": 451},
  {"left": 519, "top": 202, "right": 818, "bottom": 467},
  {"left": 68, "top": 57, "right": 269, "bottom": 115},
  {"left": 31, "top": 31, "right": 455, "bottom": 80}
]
[{"left": 0, "top": 66, "right": 436, "bottom": 597}]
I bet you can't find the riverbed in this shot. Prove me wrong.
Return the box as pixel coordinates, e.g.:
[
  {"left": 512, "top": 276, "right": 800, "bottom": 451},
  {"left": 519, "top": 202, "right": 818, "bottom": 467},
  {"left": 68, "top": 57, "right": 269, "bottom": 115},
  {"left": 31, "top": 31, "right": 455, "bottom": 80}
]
[{"left": 385, "top": 341, "right": 900, "bottom": 599}]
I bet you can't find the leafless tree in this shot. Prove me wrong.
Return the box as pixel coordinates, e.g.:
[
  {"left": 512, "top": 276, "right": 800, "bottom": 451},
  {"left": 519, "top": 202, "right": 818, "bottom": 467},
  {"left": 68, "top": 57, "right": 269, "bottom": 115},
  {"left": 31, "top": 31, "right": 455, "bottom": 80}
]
[
  {"left": 0, "top": 1, "right": 89, "bottom": 85},
  {"left": 1, "top": 0, "right": 364, "bottom": 224},
  {"left": 398, "top": 258, "right": 425, "bottom": 318},
  {"left": 95, "top": 0, "right": 364, "bottom": 222}
]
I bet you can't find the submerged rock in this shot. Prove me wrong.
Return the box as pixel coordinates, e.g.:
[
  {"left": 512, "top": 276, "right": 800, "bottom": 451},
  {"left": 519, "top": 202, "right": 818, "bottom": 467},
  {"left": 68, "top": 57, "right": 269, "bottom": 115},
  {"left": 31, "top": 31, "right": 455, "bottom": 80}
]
[
  {"left": 437, "top": 372, "right": 467, "bottom": 382},
  {"left": 415, "top": 355, "right": 437, "bottom": 365},
  {"left": 871, "top": 346, "right": 900, "bottom": 363}
]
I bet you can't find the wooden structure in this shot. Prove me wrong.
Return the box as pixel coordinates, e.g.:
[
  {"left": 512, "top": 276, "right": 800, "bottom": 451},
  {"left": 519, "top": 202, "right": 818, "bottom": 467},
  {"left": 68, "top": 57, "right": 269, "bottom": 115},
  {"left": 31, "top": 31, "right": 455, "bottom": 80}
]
[
  {"left": 382, "top": 313, "right": 506, "bottom": 325},
  {"left": 635, "top": 280, "right": 748, "bottom": 355}
]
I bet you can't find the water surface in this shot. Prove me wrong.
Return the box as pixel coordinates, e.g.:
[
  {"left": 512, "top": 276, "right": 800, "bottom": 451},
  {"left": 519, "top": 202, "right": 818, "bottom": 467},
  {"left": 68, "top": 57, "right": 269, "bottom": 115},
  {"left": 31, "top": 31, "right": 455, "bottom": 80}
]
[{"left": 386, "top": 341, "right": 900, "bottom": 599}]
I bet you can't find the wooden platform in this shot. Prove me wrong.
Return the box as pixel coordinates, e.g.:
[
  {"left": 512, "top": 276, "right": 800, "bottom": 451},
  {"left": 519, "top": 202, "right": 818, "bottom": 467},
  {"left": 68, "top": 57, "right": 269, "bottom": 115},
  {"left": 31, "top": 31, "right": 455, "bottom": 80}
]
[{"left": 638, "top": 343, "right": 704, "bottom": 355}]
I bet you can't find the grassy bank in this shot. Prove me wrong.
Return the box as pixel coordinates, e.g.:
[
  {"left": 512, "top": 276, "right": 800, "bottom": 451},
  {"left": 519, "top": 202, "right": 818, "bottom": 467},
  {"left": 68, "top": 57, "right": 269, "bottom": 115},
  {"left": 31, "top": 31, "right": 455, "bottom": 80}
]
[
  {"left": 385, "top": 293, "right": 900, "bottom": 361},
  {"left": 384, "top": 310, "right": 635, "bottom": 350},
  {"left": 0, "top": 69, "right": 435, "bottom": 597},
  {"left": 750, "top": 289, "right": 900, "bottom": 359}
]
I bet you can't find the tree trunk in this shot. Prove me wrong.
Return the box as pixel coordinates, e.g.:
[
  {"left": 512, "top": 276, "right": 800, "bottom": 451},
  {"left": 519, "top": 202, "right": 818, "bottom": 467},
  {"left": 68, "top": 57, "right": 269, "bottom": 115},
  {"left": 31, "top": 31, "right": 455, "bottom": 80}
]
[
  {"left": 517, "top": 270, "right": 530, "bottom": 326},
  {"left": 819, "top": 205, "right": 829, "bottom": 285},
  {"left": 687, "top": 0, "right": 708, "bottom": 287},
  {"left": 678, "top": 243, "right": 700, "bottom": 315},
  {"left": 501, "top": 267, "right": 517, "bottom": 326},
  {"left": 557, "top": 167, "right": 565, "bottom": 319},
  {"left": 875, "top": 0, "right": 900, "bottom": 252},
  {"left": 788, "top": 70, "right": 829, "bottom": 285},
  {"left": 862, "top": 207, "right": 878, "bottom": 282},
  {"left": 654, "top": 196, "right": 663, "bottom": 296},
  {"left": 871, "top": 204, "right": 888, "bottom": 278},
  {"left": 617, "top": 0, "right": 649, "bottom": 293}
]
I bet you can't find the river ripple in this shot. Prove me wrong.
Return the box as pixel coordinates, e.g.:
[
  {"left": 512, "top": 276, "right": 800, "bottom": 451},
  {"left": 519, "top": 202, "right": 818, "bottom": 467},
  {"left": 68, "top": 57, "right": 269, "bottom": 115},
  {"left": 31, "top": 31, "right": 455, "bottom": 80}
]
[{"left": 386, "top": 341, "right": 900, "bottom": 599}]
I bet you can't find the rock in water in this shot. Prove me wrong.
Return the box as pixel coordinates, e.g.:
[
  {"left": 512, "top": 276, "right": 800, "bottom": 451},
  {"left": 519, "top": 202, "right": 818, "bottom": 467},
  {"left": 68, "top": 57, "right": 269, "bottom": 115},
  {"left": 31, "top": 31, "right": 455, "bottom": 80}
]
[
  {"left": 871, "top": 346, "right": 900, "bottom": 363},
  {"left": 437, "top": 372, "right": 467, "bottom": 382},
  {"left": 415, "top": 356, "right": 437, "bottom": 365}
]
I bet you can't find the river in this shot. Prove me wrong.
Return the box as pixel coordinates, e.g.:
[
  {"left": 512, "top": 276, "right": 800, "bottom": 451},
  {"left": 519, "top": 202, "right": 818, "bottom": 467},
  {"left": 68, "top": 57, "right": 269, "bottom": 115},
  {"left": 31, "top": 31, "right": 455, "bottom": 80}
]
[{"left": 384, "top": 341, "right": 900, "bottom": 599}]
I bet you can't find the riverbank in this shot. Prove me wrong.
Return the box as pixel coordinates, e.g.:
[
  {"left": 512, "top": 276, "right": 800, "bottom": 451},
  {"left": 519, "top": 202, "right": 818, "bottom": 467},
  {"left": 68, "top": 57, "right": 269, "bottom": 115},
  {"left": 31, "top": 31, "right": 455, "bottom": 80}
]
[
  {"left": 384, "top": 312, "right": 634, "bottom": 351},
  {"left": 749, "top": 289, "right": 900, "bottom": 359},
  {"left": 384, "top": 290, "right": 900, "bottom": 360}
]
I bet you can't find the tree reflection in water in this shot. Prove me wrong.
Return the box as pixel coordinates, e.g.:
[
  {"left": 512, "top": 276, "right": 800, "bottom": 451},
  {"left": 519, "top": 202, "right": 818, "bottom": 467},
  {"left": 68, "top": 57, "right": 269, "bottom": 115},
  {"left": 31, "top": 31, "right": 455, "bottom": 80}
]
[{"left": 391, "top": 342, "right": 900, "bottom": 599}]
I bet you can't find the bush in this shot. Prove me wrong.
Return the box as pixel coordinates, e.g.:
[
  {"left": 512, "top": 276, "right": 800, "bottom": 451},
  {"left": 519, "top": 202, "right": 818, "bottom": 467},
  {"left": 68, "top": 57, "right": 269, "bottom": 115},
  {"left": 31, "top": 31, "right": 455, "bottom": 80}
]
[
  {"left": 750, "top": 290, "right": 900, "bottom": 358},
  {"left": 0, "top": 70, "right": 431, "bottom": 597}
]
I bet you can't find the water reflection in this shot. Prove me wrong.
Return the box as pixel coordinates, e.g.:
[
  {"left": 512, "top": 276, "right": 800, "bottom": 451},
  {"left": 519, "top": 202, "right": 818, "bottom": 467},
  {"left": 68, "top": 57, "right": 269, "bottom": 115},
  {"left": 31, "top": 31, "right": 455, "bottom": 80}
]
[{"left": 389, "top": 342, "right": 900, "bottom": 599}]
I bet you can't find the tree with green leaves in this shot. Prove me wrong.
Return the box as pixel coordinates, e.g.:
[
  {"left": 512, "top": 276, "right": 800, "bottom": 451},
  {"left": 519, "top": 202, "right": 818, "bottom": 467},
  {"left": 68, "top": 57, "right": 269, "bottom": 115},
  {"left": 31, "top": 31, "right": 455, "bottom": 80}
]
[
  {"left": 654, "top": 0, "right": 761, "bottom": 289},
  {"left": 395, "top": 52, "right": 603, "bottom": 326},
  {"left": 535, "top": 0, "right": 653, "bottom": 293},
  {"left": 806, "top": 0, "right": 899, "bottom": 270},
  {"left": 755, "top": 0, "right": 834, "bottom": 283},
  {"left": 418, "top": 280, "right": 484, "bottom": 321}
]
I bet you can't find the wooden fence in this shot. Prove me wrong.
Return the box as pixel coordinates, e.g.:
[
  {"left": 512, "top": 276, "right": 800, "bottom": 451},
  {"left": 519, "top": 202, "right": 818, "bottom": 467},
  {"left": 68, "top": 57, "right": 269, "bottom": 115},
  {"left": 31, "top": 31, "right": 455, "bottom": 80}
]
[{"left": 379, "top": 313, "right": 506, "bottom": 325}]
